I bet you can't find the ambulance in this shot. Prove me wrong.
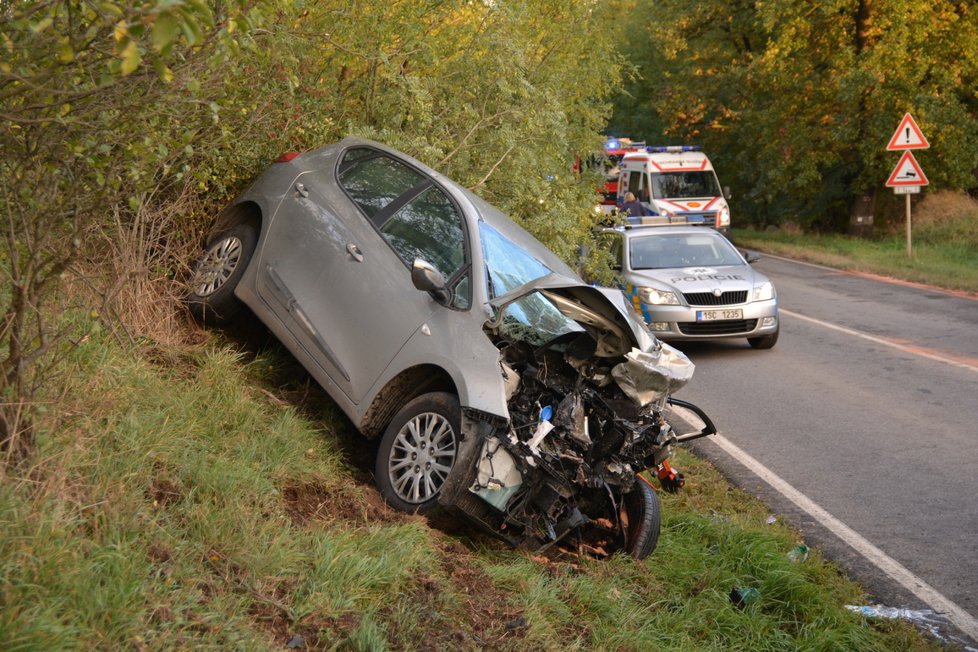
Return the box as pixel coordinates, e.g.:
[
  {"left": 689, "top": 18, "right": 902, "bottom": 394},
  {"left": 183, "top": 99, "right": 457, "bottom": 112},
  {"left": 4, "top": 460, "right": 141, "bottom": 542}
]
[
  {"left": 587, "top": 137, "right": 648, "bottom": 212},
  {"left": 616, "top": 146, "right": 731, "bottom": 237}
]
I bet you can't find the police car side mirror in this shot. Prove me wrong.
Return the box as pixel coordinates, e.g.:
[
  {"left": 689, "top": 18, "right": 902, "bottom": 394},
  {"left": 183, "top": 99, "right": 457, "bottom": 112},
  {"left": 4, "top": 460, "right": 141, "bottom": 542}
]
[{"left": 742, "top": 250, "right": 761, "bottom": 264}]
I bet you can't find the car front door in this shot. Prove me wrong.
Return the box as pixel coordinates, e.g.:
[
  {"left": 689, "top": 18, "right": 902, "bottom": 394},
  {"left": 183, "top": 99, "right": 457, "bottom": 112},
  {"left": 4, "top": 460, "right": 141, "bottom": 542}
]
[{"left": 256, "top": 147, "right": 470, "bottom": 405}]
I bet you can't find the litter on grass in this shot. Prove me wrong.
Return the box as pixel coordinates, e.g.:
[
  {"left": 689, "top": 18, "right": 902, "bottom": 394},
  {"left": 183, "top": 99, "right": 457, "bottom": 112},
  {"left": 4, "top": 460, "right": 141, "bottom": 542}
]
[{"left": 846, "top": 604, "right": 977, "bottom": 651}]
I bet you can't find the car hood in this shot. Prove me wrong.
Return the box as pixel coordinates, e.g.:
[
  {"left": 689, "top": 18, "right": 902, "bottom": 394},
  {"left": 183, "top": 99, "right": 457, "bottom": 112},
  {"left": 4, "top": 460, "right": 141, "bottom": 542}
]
[
  {"left": 487, "top": 272, "right": 657, "bottom": 355},
  {"left": 486, "top": 272, "right": 694, "bottom": 406},
  {"left": 629, "top": 264, "right": 764, "bottom": 295}
]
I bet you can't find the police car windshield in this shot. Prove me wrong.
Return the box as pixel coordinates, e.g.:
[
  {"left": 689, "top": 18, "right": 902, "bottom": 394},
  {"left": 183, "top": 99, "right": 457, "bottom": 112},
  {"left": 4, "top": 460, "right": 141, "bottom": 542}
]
[
  {"left": 629, "top": 233, "right": 743, "bottom": 270},
  {"left": 651, "top": 171, "right": 721, "bottom": 199}
]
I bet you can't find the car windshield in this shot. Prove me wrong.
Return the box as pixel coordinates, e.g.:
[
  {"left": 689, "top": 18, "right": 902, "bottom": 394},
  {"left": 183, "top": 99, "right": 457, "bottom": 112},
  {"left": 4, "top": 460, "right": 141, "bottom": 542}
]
[
  {"left": 650, "top": 171, "right": 721, "bottom": 199},
  {"left": 629, "top": 233, "right": 744, "bottom": 270},
  {"left": 480, "top": 223, "right": 583, "bottom": 345}
]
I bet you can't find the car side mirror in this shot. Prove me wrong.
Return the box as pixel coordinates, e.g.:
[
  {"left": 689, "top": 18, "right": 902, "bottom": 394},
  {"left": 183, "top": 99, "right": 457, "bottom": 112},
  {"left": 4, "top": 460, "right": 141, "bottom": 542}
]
[
  {"left": 723, "top": 186, "right": 732, "bottom": 200},
  {"left": 412, "top": 258, "right": 452, "bottom": 305},
  {"left": 742, "top": 250, "right": 761, "bottom": 263}
]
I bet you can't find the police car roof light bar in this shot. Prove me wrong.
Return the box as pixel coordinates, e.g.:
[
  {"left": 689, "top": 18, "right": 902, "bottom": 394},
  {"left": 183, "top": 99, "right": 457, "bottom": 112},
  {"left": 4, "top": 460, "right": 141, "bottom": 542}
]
[{"left": 646, "top": 145, "right": 701, "bottom": 153}]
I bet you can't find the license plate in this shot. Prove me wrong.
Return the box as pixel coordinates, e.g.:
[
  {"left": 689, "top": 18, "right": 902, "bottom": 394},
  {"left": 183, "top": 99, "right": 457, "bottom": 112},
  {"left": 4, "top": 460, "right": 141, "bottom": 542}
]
[
  {"left": 696, "top": 309, "right": 742, "bottom": 321},
  {"left": 686, "top": 214, "right": 705, "bottom": 224}
]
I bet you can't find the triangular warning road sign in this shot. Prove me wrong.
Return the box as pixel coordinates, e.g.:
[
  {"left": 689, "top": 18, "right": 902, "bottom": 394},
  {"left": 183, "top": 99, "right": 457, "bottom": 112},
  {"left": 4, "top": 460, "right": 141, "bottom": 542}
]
[
  {"left": 886, "top": 151, "right": 929, "bottom": 186},
  {"left": 887, "top": 113, "right": 929, "bottom": 150}
]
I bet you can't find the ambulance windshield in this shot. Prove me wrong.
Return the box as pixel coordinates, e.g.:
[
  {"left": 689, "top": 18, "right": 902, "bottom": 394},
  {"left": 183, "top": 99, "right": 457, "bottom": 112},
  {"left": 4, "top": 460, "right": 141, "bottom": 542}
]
[{"left": 651, "top": 171, "right": 721, "bottom": 199}]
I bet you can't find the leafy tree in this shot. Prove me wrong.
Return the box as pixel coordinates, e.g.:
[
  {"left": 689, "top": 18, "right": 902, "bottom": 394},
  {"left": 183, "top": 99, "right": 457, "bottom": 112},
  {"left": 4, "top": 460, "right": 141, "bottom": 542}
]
[
  {"left": 1, "top": 0, "right": 627, "bottom": 464},
  {"left": 236, "top": 0, "right": 626, "bottom": 259},
  {"left": 610, "top": 0, "right": 978, "bottom": 230},
  {"left": 0, "top": 0, "right": 268, "bottom": 463}
]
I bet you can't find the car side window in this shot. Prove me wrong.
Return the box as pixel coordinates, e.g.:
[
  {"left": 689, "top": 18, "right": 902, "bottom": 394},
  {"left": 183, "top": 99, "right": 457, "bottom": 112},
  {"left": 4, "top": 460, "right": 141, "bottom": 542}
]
[
  {"left": 338, "top": 148, "right": 425, "bottom": 218},
  {"left": 382, "top": 186, "right": 471, "bottom": 309}
]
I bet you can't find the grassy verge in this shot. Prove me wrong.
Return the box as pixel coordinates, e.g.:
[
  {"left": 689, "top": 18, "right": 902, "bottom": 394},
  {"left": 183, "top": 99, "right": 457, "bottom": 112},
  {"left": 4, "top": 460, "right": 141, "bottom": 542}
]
[
  {"left": 0, "top": 327, "right": 945, "bottom": 650},
  {"left": 732, "top": 191, "right": 978, "bottom": 294}
]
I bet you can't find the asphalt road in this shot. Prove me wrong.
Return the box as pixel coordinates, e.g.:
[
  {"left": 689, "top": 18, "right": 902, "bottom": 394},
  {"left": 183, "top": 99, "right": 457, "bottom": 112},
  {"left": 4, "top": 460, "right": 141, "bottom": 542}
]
[{"left": 669, "top": 254, "right": 978, "bottom": 646}]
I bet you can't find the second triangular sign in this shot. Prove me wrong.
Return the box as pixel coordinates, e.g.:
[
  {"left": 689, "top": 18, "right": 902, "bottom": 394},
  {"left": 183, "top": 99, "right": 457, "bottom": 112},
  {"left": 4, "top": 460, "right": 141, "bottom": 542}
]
[{"left": 886, "top": 151, "right": 929, "bottom": 186}]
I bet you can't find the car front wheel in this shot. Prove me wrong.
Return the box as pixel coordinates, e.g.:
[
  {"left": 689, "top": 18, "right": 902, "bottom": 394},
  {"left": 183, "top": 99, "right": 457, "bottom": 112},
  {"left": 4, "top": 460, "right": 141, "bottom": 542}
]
[
  {"left": 625, "top": 479, "right": 661, "bottom": 560},
  {"left": 186, "top": 223, "right": 257, "bottom": 325},
  {"left": 748, "top": 324, "right": 779, "bottom": 350},
  {"left": 375, "top": 392, "right": 460, "bottom": 513}
]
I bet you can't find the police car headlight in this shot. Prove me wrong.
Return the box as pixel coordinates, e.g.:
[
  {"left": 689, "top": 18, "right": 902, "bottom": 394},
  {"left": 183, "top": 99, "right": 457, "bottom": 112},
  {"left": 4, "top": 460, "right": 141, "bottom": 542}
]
[
  {"left": 718, "top": 206, "right": 730, "bottom": 226},
  {"left": 752, "top": 281, "right": 775, "bottom": 301},
  {"left": 638, "top": 286, "right": 680, "bottom": 305}
]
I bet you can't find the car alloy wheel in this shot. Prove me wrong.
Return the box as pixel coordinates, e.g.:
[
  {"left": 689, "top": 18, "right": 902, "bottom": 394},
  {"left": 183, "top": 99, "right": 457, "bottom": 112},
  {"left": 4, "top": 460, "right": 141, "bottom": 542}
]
[
  {"left": 186, "top": 222, "right": 257, "bottom": 325},
  {"left": 376, "top": 392, "right": 459, "bottom": 513},
  {"left": 192, "top": 235, "right": 244, "bottom": 297}
]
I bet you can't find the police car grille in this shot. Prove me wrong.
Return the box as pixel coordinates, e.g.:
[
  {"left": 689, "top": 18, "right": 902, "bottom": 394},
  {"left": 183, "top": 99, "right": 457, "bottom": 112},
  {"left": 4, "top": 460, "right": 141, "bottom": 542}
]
[
  {"left": 683, "top": 290, "right": 748, "bottom": 306},
  {"left": 679, "top": 319, "right": 758, "bottom": 336}
]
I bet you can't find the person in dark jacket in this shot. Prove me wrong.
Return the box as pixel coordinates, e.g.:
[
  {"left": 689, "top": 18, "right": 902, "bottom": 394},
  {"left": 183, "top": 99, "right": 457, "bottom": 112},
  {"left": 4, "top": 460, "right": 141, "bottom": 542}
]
[{"left": 621, "top": 191, "right": 651, "bottom": 217}]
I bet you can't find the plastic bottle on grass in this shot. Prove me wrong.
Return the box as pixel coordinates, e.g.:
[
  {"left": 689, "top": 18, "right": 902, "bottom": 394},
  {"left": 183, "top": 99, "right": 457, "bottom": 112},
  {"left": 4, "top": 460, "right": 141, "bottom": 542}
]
[
  {"left": 729, "top": 587, "right": 760, "bottom": 607},
  {"left": 787, "top": 544, "right": 810, "bottom": 562}
]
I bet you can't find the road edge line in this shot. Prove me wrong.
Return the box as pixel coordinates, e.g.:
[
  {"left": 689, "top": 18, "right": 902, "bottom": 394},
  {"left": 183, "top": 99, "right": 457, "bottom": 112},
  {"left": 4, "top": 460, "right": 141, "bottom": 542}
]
[
  {"left": 760, "top": 252, "right": 978, "bottom": 301},
  {"left": 707, "top": 432, "right": 978, "bottom": 642}
]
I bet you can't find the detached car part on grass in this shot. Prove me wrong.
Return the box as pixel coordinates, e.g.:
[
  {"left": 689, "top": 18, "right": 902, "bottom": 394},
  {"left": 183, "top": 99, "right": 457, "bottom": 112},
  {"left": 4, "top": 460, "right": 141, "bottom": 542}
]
[{"left": 186, "top": 137, "right": 715, "bottom": 559}]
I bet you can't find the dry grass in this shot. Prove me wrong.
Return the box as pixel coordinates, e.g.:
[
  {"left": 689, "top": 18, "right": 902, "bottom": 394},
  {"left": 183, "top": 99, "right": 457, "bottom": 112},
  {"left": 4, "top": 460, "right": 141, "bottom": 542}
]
[
  {"left": 914, "top": 190, "right": 978, "bottom": 225},
  {"left": 66, "top": 186, "right": 210, "bottom": 350}
]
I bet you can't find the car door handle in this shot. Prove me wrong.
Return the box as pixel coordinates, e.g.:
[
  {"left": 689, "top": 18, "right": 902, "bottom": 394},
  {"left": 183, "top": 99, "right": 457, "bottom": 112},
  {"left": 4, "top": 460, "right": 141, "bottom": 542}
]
[
  {"left": 346, "top": 243, "right": 364, "bottom": 263},
  {"left": 295, "top": 182, "right": 309, "bottom": 198}
]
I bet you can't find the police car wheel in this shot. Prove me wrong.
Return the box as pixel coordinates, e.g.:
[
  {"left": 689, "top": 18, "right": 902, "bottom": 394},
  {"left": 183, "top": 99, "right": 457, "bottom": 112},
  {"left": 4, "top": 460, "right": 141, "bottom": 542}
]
[{"left": 748, "top": 326, "right": 779, "bottom": 350}]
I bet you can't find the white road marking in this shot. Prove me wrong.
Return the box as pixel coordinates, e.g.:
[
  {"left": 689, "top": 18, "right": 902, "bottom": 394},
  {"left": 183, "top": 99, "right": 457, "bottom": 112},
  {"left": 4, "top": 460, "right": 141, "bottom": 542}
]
[
  {"left": 780, "top": 308, "right": 978, "bottom": 374},
  {"left": 706, "top": 432, "right": 978, "bottom": 642}
]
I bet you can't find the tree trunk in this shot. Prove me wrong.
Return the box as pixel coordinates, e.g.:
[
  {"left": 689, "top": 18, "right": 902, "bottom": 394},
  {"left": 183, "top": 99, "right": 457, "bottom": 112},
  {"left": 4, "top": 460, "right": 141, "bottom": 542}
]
[
  {"left": 849, "top": 0, "right": 877, "bottom": 237},
  {"left": 848, "top": 190, "right": 876, "bottom": 238}
]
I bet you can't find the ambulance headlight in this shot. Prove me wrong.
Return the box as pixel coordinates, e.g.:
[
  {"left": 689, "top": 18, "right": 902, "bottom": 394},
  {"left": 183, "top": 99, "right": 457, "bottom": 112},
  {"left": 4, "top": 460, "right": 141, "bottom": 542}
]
[
  {"left": 752, "top": 281, "right": 775, "bottom": 302},
  {"left": 638, "top": 286, "right": 680, "bottom": 305},
  {"left": 718, "top": 206, "right": 730, "bottom": 227}
]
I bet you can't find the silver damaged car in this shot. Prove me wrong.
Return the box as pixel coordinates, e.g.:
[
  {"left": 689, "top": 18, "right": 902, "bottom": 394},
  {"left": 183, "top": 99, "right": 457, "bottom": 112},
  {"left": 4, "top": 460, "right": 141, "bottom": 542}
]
[{"left": 187, "top": 137, "right": 716, "bottom": 558}]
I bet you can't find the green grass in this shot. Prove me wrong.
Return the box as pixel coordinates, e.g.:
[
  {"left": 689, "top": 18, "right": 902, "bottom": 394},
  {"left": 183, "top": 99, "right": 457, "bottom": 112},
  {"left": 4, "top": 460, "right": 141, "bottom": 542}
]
[
  {"left": 732, "top": 194, "right": 978, "bottom": 294},
  {"left": 0, "top": 328, "right": 949, "bottom": 651}
]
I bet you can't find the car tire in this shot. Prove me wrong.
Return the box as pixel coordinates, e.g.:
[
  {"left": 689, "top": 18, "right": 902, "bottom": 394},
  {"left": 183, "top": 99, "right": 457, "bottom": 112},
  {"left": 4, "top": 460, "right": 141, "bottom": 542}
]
[
  {"left": 186, "top": 223, "right": 257, "bottom": 325},
  {"left": 748, "top": 325, "right": 779, "bottom": 350},
  {"left": 625, "top": 479, "right": 661, "bottom": 560},
  {"left": 375, "top": 392, "right": 460, "bottom": 514}
]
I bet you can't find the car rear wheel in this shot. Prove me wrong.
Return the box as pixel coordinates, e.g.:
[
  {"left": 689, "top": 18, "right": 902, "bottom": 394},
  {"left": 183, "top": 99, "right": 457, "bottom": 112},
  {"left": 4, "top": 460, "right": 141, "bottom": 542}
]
[
  {"left": 748, "top": 325, "right": 779, "bottom": 350},
  {"left": 625, "top": 479, "right": 661, "bottom": 560},
  {"left": 186, "top": 223, "right": 257, "bottom": 325},
  {"left": 376, "top": 392, "right": 460, "bottom": 513}
]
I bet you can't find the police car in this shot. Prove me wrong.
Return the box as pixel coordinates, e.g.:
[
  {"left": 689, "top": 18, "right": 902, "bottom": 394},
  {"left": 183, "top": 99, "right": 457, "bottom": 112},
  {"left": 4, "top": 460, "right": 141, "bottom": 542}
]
[{"left": 597, "top": 224, "right": 779, "bottom": 349}]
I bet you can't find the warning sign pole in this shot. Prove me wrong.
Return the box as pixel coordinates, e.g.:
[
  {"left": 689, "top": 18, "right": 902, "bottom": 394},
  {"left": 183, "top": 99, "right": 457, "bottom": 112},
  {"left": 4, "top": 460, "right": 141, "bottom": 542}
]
[
  {"left": 885, "top": 115, "right": 929, "bottom": 257},
  {"left": 905, "top": 193, "right": 912, "bottom": 256}
]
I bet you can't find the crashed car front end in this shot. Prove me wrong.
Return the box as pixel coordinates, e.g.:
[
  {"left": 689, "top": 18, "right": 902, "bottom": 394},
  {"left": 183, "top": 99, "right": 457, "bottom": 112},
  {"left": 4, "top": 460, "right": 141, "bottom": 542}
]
[{"left": 438, "top": 275, "right": 714, "bottom": 559}]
